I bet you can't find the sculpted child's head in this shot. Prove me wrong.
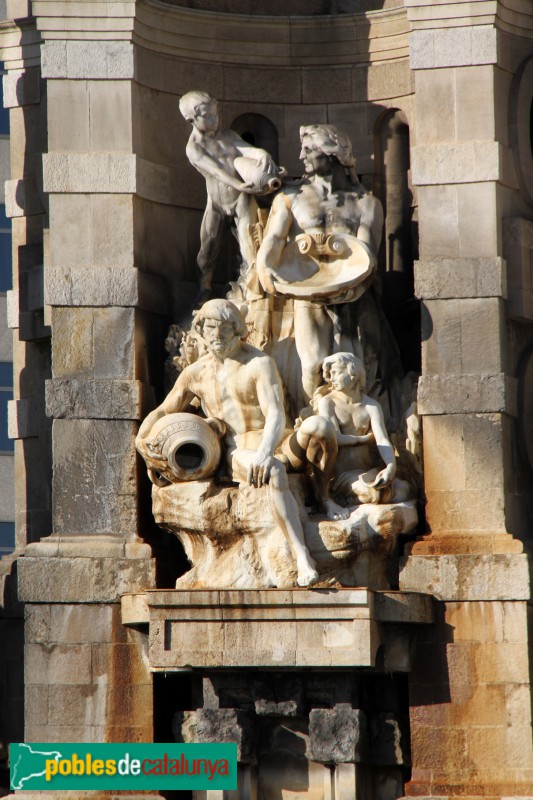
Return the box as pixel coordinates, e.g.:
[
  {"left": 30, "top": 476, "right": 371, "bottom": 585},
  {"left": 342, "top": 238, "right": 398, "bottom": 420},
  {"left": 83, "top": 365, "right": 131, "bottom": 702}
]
[
  {"left": 322, "top": 352, "right": 366, "bottom": 390},
  {"left": 179, "top": 91, "right": 214, "bottom": 119}
]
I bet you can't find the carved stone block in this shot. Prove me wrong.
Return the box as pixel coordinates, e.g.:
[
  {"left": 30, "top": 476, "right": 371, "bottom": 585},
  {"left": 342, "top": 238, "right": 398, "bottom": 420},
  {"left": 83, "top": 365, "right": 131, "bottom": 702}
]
[{"left": 309, "top": 705, "right": 366, "bottom": 763}]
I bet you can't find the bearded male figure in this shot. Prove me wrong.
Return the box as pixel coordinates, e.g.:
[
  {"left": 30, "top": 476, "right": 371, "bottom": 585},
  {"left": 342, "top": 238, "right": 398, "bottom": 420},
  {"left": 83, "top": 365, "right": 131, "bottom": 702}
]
[{"left": 136, "top": 299, "right": 319, "bottom": 588}]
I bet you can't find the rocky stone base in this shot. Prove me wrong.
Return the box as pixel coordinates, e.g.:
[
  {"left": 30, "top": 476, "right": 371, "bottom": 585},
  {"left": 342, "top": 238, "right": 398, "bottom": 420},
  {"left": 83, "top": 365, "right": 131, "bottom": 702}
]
[{"left": 152, "top": 478, "right": 418, "bottom": 589}]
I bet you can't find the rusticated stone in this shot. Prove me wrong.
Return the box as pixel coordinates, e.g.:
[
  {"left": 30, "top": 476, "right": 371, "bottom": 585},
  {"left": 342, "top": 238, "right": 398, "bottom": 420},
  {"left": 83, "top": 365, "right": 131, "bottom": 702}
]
[
  {"left": 174, "top": 708, "right": 256, "bottom": 763},
  {"left": 309, "top": 705, "right": 366, "bottom": 763}
]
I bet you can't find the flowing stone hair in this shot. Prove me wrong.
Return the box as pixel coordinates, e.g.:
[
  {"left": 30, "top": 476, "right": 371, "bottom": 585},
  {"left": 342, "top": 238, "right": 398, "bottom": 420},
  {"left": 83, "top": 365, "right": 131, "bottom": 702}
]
[
  {"left": 299, "top": 123, "right": 358, "bottom": 183},
  {"left": 322, "top": 351, "right": 366, "bottom": 388},
  {"left": 193, "top": 299, "right": 248, "bottom": 340},
  {"left": 179, "top": 90, "right": 215, "bottom": 121}
]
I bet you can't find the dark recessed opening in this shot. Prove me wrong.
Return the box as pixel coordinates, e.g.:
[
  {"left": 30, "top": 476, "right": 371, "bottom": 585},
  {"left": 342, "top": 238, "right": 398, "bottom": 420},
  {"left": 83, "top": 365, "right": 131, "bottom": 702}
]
[
  {"left": 241, "top": 130, "right": 256, "bottom": 145},
  {"left": 530, "top": 98, "right": 533, "bottom": 159},
  {"left": 174, "top": 442, "right": 204, "bottom": 471}
]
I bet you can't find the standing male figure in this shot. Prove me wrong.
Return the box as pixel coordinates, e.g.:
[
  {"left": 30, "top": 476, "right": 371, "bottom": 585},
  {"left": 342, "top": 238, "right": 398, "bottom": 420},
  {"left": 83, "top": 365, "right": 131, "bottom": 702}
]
[
  {"left": 136, "top": 299, "right": 319, "bottom": 588},
  {"left": 179, "top": 91, "right": 280, "bottom": 301},
  {"left": 256, "top": 124, "right": 384, "bottom": 405}
]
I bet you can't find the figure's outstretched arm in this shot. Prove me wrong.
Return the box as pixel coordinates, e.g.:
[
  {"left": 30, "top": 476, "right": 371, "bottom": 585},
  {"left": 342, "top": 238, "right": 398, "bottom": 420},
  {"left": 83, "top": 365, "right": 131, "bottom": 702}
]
[
  {"left": 136, "top": 372, "right": 196, "bottom": 462},
  {"left": 186, "top": 141, "right": 251, "bottom": 193},
  {"left": 256, "top": 193, "right": 293, "bottom": 293}
]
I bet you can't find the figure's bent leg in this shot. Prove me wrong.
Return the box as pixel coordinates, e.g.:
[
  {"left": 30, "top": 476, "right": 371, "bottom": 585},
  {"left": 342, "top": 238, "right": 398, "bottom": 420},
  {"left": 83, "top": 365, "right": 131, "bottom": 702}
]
[
  {"left": 234, "top": 194, "right": 258, "bottom": 272},
  {"left": 231, "top": 449, "right": 318, "bottom": 587},
  {"left": 268, "top": 461, "right": 318, "bottom": 586},
  {"left": 296, "top": 416, "right": 349, "bottom": 521},
  {"left": 197, "top": 202, "right": 225, "bottom": 302}
]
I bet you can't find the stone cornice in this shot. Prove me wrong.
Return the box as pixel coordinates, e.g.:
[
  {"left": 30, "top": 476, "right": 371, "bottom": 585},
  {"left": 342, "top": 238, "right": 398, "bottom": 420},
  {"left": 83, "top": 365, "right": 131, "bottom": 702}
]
[
  {"left": 24, "top": 0, "right": 412, "bottom": 68},
  {"left": 0, "top": 17, "right": 41, "bottom": 69},
  {"left": 405, "top": 0, "right": 533, "bottom": 39},
  {"left": 133, "top": 0, "right": 410, "bottom": 66}
]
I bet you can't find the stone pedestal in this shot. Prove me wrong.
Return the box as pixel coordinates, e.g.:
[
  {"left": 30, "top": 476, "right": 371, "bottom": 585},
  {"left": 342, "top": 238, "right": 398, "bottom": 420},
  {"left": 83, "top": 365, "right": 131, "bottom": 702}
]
[{"left": 121, "top": 588, "right": 434, "bottom": 671}]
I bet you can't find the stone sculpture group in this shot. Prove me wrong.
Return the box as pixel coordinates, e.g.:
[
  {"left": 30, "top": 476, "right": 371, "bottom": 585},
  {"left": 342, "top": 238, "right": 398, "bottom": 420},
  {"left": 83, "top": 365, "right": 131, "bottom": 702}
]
[{"left": 136, "top": 92, "right": 421, "bottom": 589}]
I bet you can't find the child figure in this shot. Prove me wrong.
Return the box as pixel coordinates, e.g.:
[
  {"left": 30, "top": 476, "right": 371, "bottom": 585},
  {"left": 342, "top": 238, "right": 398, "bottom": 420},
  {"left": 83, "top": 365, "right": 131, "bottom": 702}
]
[
  {"left": 179, "top": 91, "right": 283, "bottom": 301},
  {"left": 285, "top": 352, "right": 410, "bottom": 519}
]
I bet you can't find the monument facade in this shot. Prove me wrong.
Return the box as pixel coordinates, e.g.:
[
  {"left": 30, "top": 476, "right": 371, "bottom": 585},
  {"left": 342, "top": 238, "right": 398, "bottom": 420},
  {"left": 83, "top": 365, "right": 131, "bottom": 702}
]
[{"left": 0, "top": 1, "right": 532, "bottom": 799}]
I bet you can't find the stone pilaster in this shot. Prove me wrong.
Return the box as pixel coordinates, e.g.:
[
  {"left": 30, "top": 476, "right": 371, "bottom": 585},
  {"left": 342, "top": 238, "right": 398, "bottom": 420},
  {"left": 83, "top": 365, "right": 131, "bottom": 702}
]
[{"left": 401, "top": 1, "right": 533, "bottom": 796}]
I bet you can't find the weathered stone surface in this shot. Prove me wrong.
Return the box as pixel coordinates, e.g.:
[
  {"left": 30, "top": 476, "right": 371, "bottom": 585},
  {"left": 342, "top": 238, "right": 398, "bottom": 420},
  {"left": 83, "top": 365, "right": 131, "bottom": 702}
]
[
  {"left": 399, "top": 553, "right": 530, "bottom": 601},
  {"left": 309, "top": 705, "right": 366, "bottom": 763},
  {"left": 3, "top": 66, "right": 39, "bottom": 108},
  {"left": 409, "top": 26, "right": 498, "bottom": 70},
  {"left": 152, "top": 478, "right": 417, "bottom": 590},
  {"left": 175, "top": 708, "right": 256, "bottom": 763},
  {"left": 41, "top": 41, "right": 134, "bottom": 80},
  {"left": 18, "top": 556, "right": 156, "bottom": 603},
  {"left": 45, "top": 266, "right": 169, "bottom": 314},
  {"left": 45, "top": 377, "right": 152, "bottom": 420},
  {"left": 418, "top": 374, "right": 517, "bottom": 416},
  {"left": 145, "top": 588, "right": 382, "bottom": 669},
  {"left": 415, "top": 257, "right": 507, "bottom": 300},
  {"left": 43, "top": 153, "right": 136, "bottom": 194},
  {"left": 253, "top": 676, "right": 303, "bottom": 717},
  {"left": 412, "top": 141, "right": 500, "bottom": 186}
]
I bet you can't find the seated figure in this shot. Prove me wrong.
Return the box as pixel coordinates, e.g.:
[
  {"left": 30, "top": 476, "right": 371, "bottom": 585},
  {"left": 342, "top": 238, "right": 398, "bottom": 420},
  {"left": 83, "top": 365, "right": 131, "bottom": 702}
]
[
  {"left": 285, "top": 352, "right": 411, "bottom": 520},
  {"left": 136, "top": 299, "right": 318, "bottom": 587}
]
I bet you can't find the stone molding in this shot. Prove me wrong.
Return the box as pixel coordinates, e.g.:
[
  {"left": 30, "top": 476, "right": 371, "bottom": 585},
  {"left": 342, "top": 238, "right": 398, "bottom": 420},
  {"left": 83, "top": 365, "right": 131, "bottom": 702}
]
[
  {"left": 0, "top": 17, "right": 41, "bottom": 70},
  {"left": 414, "top": 257, "right": 507, "bottom": 300},
  {"left": 417, "top": 373, "right": 517, "bottom": 416}
]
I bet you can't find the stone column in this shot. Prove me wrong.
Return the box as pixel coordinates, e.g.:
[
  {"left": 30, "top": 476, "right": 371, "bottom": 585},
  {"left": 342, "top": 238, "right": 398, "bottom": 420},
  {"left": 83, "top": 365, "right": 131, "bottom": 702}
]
[
  {"left": 1, "top": 1, "right": 160, "bottom": 749},
  {"left": 401, "top": 1, "right": 533, "bottom": 796}
]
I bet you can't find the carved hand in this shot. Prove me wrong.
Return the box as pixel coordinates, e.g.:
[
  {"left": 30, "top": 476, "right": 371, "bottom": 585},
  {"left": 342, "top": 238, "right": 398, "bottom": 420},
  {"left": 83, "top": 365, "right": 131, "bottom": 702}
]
[
  {"left": 247, "top": 452, "right": 274, "bottom": 488},
  {"left": 371, "top": 464, "right": 396, "bottom": 488}
]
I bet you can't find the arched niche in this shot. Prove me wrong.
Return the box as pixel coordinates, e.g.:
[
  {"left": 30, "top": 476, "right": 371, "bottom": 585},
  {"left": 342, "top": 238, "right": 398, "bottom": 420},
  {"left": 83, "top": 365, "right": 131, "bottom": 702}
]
[
  {"left": 231, "top": 113, "right": 280, "bottom": 165},
  {"left": 509, "top": 56, "right": 533, "bottom": 208}
]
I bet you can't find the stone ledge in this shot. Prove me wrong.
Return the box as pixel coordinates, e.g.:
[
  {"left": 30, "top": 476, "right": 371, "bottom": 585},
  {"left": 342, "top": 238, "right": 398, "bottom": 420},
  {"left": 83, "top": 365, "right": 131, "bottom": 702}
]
[
  {"left": 415, "top": 257, "right": 507, "bottom": 300},
  {"left": 18, "top": 555, "right": 156, "bottom": 604},
  {"left": 45, "top": 265, "right": 170, "bottom": 314},
  {"left": 417, "top": 374, "right": 517, "bottom": 416},
  {"left": 121, "top": 588, "right": 434, "bottom": 670},
  {"left": 45, "top": 378, "right": 155, "bottom": 421},
  {"left": 399, "top": 553, "right": 530, "bottom": 601}
]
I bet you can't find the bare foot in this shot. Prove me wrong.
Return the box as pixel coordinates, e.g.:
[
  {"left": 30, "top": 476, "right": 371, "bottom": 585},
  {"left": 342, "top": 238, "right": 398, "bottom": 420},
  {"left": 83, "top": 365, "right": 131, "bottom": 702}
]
[
  {"left": 296, "top": 557, "right": 319, "bottom": 587},
  {"left": 323, "top": 498, "right": 350, "bottom": 521}
]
